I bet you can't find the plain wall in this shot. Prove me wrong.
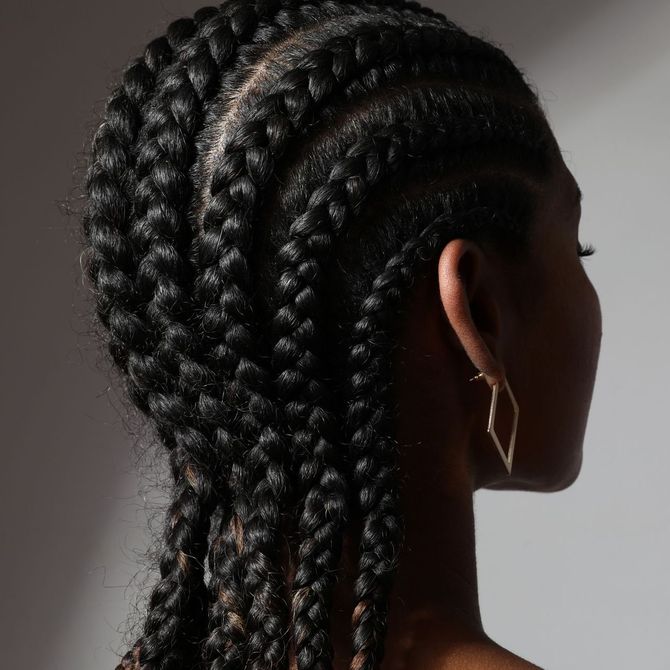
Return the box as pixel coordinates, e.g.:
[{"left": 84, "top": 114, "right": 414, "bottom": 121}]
[{"left": 1, "top": 1, "right": 667, "bottom": 668}]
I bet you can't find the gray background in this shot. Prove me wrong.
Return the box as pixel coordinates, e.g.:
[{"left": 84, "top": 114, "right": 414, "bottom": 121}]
[{"left": 1, "top": 1, "right": 667, "bottom": 667}]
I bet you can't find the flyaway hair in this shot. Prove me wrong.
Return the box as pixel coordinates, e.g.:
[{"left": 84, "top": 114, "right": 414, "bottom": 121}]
[{"left": 77, "top": 1, "right": 557, "bottom": 669}]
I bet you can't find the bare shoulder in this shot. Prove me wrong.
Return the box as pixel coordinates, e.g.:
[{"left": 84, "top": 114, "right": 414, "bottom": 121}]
[
  {"left": 486, "top": 648, "right": 544, "bottom": 670},
  {"left": 488, "top": 645, "right": 543, "bottom": 670},
  {"left": 439, "top": 640, "right": 544, "bottom": 670}
]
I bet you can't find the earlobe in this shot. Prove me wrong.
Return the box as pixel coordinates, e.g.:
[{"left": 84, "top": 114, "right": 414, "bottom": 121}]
[{"left": 437, "top": 239, "right": 505, "bottom": 388}]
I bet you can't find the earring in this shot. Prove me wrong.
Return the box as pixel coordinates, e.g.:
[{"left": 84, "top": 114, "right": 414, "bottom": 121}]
[{"left": 468, "top": 371, "right": 519, "bottom": 475}]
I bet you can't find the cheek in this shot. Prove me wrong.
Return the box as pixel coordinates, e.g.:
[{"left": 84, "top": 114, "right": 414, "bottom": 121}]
[
  {"left": 554, "top": 274, "right": 600, "bottom": 449},
  {"left": 559, "top": 271, "right": 602, "bottom": 462},
  {"left": 514, "top": 263, "right": 600, "bottom": 488},
  {"left": 559, "top": 264, "right": 602, "bottom": 390}
]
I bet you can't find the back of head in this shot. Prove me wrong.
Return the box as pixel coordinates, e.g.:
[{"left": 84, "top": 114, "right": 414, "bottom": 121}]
[{"left": 78, "top": 1, "right": 558, "bottom": 669}]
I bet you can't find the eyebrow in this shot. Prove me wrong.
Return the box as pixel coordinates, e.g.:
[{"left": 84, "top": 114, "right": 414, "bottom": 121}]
[{"left": 574, "top": 182, "right": 583, "bottom": 209}]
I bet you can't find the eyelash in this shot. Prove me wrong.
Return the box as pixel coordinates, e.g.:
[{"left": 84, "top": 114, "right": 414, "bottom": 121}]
[{"left": 577, "top": 241, "right": 597, "bottom": 257}]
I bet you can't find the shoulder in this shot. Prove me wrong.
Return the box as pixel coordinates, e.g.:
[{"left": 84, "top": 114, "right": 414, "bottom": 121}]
[{"left": 440, "top": 640, "right": 544, "bottom": 670}]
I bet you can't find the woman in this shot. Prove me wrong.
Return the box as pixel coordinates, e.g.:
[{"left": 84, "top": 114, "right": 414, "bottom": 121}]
[{"left": 79, "top": 0, "right": 602, "bottom": 668}]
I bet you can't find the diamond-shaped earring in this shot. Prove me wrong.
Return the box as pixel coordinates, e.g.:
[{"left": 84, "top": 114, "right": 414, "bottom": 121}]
[{"left": 468, "top": 371, "right": 519, "bottom": 475}]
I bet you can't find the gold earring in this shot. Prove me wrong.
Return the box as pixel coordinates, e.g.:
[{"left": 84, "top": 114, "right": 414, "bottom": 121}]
[{"left": 468, "top": 370, "right": 519, "bottom": 475}]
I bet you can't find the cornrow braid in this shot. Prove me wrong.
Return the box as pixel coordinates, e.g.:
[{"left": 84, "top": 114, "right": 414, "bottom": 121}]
[
  {"left": 198, "top": 20, "right": 480, "bottom": 670},
  {"left": 269, "top": 124, "right": 459, "bottom": 670},
  {"left": 192, "top": 9, "right": 476, "bottom": 670},
  {"left": 111, "top": 6, "right": 310, "bottom": 668},
  {"left": 189, "top": 8, "right": 457, "bottom": 670},
  {"left": 78, "top": 1, "right": 559, "bottom": 669}
]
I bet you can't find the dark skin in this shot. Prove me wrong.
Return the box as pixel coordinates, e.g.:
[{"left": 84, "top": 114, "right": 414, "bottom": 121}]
[{"left": 286, "top": 146, "right": 602, "bottom": 669}]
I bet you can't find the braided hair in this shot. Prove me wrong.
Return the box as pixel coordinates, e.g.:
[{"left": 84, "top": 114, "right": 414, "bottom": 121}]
[{"left": 78, "top": 1, "right": 558, "bottom": 669}]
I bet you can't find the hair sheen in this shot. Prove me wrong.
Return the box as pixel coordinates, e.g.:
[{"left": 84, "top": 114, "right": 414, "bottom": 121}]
[{"left": 78, "top": 1, "right": 557, "bottom": 669}]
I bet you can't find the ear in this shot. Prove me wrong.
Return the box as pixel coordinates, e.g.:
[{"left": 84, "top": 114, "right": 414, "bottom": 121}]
[{"left": 437, "top": 238, "right": 506, "bottom": 389}]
